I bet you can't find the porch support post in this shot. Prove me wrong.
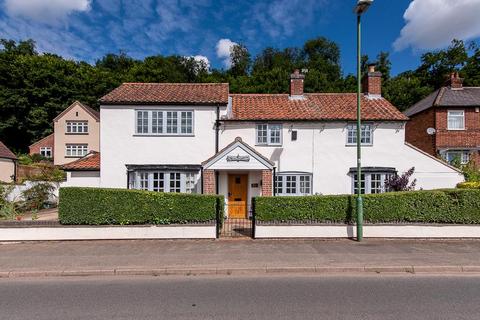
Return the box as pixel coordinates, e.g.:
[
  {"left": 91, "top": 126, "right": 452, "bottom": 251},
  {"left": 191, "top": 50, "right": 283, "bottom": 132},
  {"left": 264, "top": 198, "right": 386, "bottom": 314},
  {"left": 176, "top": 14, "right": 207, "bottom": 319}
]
[
  {"left": 203, "top": 169, "right": 216, "bottom": 194},
  {"left": 261, "top": 170, "right": 273, "bottom": 196}
]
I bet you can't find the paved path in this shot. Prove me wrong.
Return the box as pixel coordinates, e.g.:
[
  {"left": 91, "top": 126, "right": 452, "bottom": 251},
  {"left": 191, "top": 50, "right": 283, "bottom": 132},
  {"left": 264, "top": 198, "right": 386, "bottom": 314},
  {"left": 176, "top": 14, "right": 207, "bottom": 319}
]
[
  {"left": 1, "top": 275, "right": 480, "bottom": 319},
  {"left": 1, "top": 239, "right": 480, "bottom": 276}
]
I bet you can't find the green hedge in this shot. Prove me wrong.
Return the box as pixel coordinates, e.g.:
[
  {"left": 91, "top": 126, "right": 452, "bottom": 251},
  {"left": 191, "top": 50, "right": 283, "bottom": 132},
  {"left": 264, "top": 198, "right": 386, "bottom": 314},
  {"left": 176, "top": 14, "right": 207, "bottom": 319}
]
[
  {"left": 59, "top": 187, "right": 224, "bottom": 225},
  {"left": 458, "top": 182, "right": 480, "bottom": 189},
  {"left": 254, "top": 189, "right": 480, "bottom": 224}
]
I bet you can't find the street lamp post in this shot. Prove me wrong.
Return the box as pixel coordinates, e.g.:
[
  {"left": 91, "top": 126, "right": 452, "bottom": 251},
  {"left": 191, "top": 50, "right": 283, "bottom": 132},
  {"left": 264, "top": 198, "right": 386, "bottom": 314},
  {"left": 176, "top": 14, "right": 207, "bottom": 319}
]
[{"left": 354, "top": 0, "right": 373, "bottom": 242}]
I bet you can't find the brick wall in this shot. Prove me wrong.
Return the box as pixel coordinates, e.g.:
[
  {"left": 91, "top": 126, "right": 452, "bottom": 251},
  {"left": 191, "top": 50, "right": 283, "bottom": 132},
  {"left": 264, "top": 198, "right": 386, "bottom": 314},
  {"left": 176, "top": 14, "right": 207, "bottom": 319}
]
[
  {"left": 203, "top": 169, "right": 216, "bottom": 194},
  {"left": 261, "top": 170, "right": 272, "bottom": 196},
  {"left": 435, "top": 108, "right": 480, "bottom": 148},
  {"left": 405, "top": 108, "right": 436, "bottom": 156},
  {"left": 29, "top": 134, "right": 54, "bottom": 156},
  {"left": 362, "top": 72, "right": 382, "bottom": 95}
]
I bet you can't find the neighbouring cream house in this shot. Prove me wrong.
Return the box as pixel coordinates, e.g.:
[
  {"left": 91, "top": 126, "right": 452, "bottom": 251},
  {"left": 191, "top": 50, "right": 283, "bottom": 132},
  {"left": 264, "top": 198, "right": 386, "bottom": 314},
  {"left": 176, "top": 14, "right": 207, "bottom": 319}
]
[
  {"left": 90, "top": 69, "right": 463, "bottom": 219},
  {"left": 0, "top": 141, "right": 17, "bottom": 183},
  {"left": 29, "top": 101, "right": 100, "bottom": 165}
]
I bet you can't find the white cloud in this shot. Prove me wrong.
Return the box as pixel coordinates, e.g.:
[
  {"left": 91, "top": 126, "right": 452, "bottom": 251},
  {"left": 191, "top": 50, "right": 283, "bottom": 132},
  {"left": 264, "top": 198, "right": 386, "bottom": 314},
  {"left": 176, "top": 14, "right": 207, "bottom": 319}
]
[
  {"left": 191, "top": 55, "right": 210, "bottom": 69},
  {"left": 394, "top": 0, "right": 480, "bottom": 51},
  {"left": 3, "top": 0, "right": 91, "bottom": 25},
  {"left": 216, "top": 38, "right": 237, "bottom": 68}
]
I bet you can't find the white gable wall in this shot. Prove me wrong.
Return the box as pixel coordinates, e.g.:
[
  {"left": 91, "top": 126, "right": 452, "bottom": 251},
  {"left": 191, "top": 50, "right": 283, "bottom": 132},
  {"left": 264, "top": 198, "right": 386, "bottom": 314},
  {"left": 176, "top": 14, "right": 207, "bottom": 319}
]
[{"left": 100, "top": 105, "right": 225, "bottom": 188}]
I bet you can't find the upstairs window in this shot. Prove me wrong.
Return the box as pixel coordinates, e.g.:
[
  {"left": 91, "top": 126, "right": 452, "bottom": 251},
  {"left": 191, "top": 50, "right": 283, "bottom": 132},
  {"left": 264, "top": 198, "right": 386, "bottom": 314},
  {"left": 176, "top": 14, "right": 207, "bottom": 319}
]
[
  {"left": 346, "top": 124, "right": 373, "bottom": 145},
  {"left": 66, "top": 121, "right": 88, "bottom": 134},
  {"left": 136, "top": 110, "right": 193, "bottom": 135},
  {"left": 256, "top": 124, "right": 282, "bottom": 146},
  {"left": 447, "top": 110, "right": 465, "bottom": 130},
  {"left": 66, "top": 144, "right": 88, "bottom": 157},
  {"left": 274, "top": 173, "right": 312, "bottom": 196},
  {"left": 40, "top": 147, "right": 52, "bottom": 158}
]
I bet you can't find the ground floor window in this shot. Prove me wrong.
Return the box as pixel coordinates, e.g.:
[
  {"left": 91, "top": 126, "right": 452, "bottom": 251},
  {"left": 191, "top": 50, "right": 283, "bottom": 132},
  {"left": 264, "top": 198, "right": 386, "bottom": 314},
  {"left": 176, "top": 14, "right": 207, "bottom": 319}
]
[
  {"left": 351, "top": 172, "right": 392, "bottom": 194},
  {"left": 40, "top": 147, "right": 52, "bottom": 158},
  {"left": 274, "top": 172, "right": 312, "bottom": 196},
  {"left": 129, "top": 170, "right": 199, "bottom": 193},
  {"left": 443, "top": 150, "right": 470, "bottom": 165}
]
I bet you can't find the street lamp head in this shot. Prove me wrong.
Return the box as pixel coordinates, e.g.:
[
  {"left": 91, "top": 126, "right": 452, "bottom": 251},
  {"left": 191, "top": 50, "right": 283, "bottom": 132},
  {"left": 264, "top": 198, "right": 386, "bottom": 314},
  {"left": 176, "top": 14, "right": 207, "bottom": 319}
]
[{"left": 354, "top": 0, "right": 373, "bottom": 15}]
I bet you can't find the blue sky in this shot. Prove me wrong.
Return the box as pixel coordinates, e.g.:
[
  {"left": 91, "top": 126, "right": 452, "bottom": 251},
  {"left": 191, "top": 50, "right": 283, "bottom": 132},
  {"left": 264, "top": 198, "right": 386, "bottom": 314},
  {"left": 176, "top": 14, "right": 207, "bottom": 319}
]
[{"left": 1, "top": 0, "right": 480, "bottom": 76}]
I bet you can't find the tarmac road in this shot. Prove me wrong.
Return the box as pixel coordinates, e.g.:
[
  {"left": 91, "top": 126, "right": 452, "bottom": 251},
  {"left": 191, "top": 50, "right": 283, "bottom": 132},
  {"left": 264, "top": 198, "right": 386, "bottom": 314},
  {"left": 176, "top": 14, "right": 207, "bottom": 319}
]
[{"left": 1, "top": 275, "right": 480, "bottom": 320}]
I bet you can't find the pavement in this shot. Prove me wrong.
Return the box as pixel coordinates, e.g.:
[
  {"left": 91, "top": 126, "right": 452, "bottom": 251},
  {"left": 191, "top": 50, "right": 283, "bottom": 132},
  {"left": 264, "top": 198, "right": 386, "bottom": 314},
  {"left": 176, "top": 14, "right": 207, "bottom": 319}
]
[
  {"left": 21, "top": 208, "right": 58, "bottom": 221},
  {"left": 1, "top": 239, "right": 480, "bottom": 278},
  {"left": 2, "top": 275, "right": 480, "bottom": 319}
]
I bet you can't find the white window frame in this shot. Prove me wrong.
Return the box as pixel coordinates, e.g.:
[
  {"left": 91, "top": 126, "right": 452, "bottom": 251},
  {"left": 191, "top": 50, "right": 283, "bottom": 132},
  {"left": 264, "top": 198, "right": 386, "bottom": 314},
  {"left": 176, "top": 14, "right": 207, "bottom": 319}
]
[
  {"left": 66, "top": 121, "right": 88, "bottom": 134},
  {"left": 40, "top": 147, "right": 52, "bottom": 158},
  {"left": 256, "top": 123, "right": 283, "bottom": 146},
  {"left": 447, "top": 110, "right": 465, "bottom": 130},
  {"left": 65, "top": 144, "right": 88, "bottom": 157},
  {"left": 135, "top": 110, "right": 194, "bottom": 136},
  {"left": 445, "top": 150, "right": 470, "bottom": 165},
  {"left": 346, "top": 123, "right": 373, "bottom": 146},
  {"left": 351, "top": 172, "right": 392, "bottom": 194},
  {"left": 274, "top": 173, "right": 312, "bottom": 196},
  {"left": 133, "top": 171, "right": 198, "bottom": 193}
]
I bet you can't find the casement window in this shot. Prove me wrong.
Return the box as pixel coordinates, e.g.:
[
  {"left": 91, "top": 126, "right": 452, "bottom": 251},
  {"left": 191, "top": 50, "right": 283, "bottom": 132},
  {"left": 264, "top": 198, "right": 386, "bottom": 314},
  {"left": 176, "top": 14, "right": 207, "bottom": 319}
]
[
  {"left": 132, "top": 171, "right": 198, "bottom": 193},
  {"left": 66, "top": 121, "right": 88, "bottom": 134},
  {"left": 352, "top": 172, "right": 392, "bottom": 194},
  {"left": 447, "top": 110, "right": 465, "bottom": 130},
  {"left": 346, "top": 124, "right": 373, "bottom": 145},
  {"left": 256, "top": 124, "right": 282, "bottom": 146},
  {"left": 445, "top": 150, "right": 470, "bottom": 165},
  {"left": 40, "top": 147, "right": 52, "bottom": 158},
  {"left": 65, "top": 144, "right": 88, "bottom": 157},
  {"left": 274, "top": 173, "right": 312, "bottom": 196},
  {"left": 136, "top": 110, "right": 193, "bottom": 135}
]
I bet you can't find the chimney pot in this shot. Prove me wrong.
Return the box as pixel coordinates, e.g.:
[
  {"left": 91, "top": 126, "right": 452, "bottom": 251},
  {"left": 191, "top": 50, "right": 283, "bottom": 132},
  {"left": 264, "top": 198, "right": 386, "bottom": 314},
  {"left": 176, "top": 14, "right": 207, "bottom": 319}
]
[
  {"left": 368, "top": 63, "right": 376, "bottom": 73},
  {"left": 448, "top": 72, "right": 463, "bottom": 89}
]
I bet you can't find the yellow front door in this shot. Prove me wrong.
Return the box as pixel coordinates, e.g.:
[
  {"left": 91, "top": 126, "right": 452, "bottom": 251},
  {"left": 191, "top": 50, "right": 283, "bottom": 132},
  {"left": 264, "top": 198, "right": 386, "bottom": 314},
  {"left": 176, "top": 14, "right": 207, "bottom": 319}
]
[{"left": 228, "top": 174, "right": 248, "bottom": 219}]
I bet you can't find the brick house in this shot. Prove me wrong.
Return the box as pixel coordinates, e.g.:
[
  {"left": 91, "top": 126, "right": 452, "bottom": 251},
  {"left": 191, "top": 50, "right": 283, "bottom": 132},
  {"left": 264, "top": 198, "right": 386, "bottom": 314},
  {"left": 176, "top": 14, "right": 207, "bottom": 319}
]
[
  {"left": 29, "top": 101, "right": 100, "bottom": 165},
  {"left": 404, "top": 73, "right": 480, "bottom": 166}
]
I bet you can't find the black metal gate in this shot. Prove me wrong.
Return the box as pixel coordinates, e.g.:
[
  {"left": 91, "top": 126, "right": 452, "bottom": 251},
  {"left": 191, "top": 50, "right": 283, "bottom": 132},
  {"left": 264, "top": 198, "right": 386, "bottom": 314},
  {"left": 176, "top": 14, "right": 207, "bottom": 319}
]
[{"left": 216, "top": 203, "right": 254, "bottom": 238}]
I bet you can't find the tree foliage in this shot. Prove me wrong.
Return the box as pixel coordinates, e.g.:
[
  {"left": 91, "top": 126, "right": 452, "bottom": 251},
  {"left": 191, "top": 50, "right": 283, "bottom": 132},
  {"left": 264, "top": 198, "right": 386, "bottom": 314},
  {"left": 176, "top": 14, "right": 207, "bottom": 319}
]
[{"left": 0, "top": 38, "right": 479, "bottom": 152}]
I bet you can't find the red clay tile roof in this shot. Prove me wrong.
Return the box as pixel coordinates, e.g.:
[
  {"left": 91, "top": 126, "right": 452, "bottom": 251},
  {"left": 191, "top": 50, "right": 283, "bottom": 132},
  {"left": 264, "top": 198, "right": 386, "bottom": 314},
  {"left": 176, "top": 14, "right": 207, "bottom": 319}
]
[
  {"left": 0, "top": 141, "right": 17, "bottom": 160},
  {"left": 229, "top": 93, "right": 408, "bottom": 121},
  {"left": 62, "top": 152, "right": 100, "bottom": 171},
  {"left": 100, "top": 83, "right": 229, "bottom": 105}
]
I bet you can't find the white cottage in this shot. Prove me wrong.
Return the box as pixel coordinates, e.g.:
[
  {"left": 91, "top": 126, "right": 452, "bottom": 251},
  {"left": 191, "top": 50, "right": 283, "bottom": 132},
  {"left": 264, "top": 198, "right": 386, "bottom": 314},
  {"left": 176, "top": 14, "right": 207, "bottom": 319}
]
[{"left": 97, "top": 69, "right": 463, "bottom": 219}]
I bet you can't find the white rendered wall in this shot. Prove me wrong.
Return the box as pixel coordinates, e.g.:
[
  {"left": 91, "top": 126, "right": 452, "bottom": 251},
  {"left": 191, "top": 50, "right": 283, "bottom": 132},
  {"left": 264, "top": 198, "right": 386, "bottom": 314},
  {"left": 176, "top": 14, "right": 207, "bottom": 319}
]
[
  {"left": 220, "top": 121, "right": 463, "bottom": 195},
  {"left": 100, "top": 105, "right": 225, "bottom": 188},
  {"left": 64, "top": 171, "right": 100, "bottom": 187}
]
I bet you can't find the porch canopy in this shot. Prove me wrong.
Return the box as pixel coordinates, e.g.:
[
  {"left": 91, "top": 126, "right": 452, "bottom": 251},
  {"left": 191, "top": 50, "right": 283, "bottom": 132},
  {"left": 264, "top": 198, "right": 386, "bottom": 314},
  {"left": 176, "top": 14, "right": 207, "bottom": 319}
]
[{"left": 202, "top": 137, "right": 274, "bottom": 171}]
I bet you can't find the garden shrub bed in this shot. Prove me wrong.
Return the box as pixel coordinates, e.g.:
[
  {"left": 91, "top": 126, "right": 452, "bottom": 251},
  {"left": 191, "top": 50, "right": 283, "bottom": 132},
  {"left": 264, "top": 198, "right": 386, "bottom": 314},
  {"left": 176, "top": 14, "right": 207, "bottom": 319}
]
[
  {"left": 59, "top": 187, "right": 224, "bottom": 225},
  {"left": 254, "top": 189, "right": 480, "bottom": 224},
  {"left": 457, "top": 182, "right": 480, "bottom": 189}
]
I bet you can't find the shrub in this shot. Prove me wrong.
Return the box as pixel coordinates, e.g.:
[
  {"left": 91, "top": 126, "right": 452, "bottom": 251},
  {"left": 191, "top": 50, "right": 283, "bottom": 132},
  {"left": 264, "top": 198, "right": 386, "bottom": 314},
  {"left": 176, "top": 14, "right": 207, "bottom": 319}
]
[
  {"left": 254, "top": 189, "right": 480, "bottom": 224},
  {"left": 385, "top": 167, "right": 417, "bottom": 191},
  {"left": 21, "top": 182, "right": 57, "bottom": 211},
  {"left": 59, "top": 187, "right": 224, "bottom": 225},
  {"left": 457, "top": 182, "right": 480, "bottom": 189}
]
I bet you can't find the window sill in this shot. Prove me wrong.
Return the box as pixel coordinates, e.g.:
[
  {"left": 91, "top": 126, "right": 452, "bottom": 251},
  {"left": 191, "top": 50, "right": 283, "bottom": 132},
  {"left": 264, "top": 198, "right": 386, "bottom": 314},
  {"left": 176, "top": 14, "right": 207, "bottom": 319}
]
[
  {"left": 345, "top": 144, "right": 373, "bottom": 147},
  {"left": 65, "top": 133, "right": 89, "bottom": 135},
  {"left": 133, "top": 134, "right": 195, "bottom": 137},
  {"left": 65, "top": 156, "right": 84, "bottom": 158},
  {"left": 256, "top": 144, "right": 283, "bottom": 147},
  {"left": 446, "top": 128, "right": 466, "bottom": 131}
]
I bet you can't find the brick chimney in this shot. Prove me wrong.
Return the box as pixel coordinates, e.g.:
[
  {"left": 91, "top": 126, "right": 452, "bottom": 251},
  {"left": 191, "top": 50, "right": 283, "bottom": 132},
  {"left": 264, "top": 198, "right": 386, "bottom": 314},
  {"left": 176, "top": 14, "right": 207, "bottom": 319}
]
[
  {"left": 362, "top": 64, "right": 382, "bottom": 96},
  {"left": 448, "top": 72, "right": 463, "bottom": 89},
  {"left": 290, "top": 69, "right": 305, "bottom": 98}
]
